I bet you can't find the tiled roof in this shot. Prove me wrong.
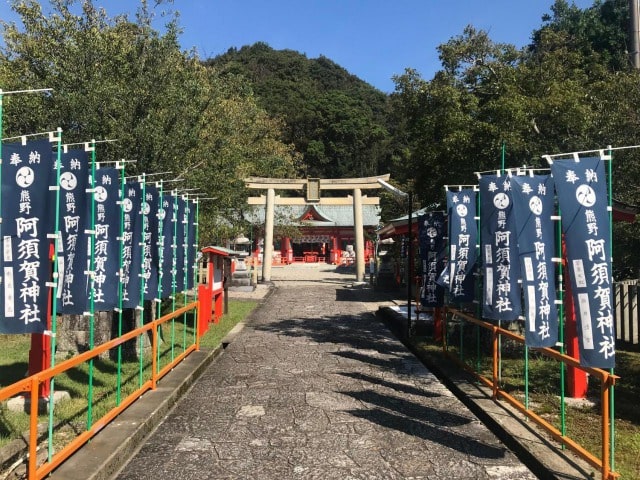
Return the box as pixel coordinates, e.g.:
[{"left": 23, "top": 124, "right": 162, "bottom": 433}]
[{"left": 244, "top": 204, "right": 381, "bottom": 227}]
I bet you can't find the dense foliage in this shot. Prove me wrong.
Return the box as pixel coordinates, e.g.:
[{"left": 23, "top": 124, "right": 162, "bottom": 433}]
[
  {"left": 207, "top": 43, "right": 394, "bottom": 180},
  {"left": 1, "top": 0, "right": 639, "bottom": 274},
  {"left": 0, "top": 0, "right": 299, "bottom": 244},
  {"left": 391, "top": 0, "right": 640, "bottom": 276}
]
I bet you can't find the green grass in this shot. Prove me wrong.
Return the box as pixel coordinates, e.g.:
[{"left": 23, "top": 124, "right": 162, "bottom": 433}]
[
  {"left": 198, "top": 300, "right": 258, "bottom": 350},
  {"left": 0, "top": 299, "right": 258, "bottom": 455},
  {"left": 413, "top": 333, "right": 640, "bottom": 479}
]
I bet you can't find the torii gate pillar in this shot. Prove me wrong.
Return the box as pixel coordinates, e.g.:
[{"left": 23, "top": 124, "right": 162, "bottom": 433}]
[
  {"left": 262, "top": 188, "right": 275, "bottom": 282},
  {"left": 353, "top": 188, "right": 365, "bottom": 282}
]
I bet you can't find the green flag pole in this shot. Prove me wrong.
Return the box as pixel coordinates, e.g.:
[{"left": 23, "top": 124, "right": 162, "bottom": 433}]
[
  {"left": 47, "top": 127, "right": 63, "bottom": 462},
  {"left": 185, "top": 197, "right": 198, "bottom": 346},
  {"left": 606, "top": 145, "right": 615, "bottom": 472},
  {"left": 557, "top": 204, "right": 566, "bottom": 441},
  {"left": 181, "top": 194, "right": 190, "bottom": 350},
  {"left": 155, "top": 180, "right": 165, "bottom": 372},
  {"left": 86, "top": 140, "right": 97, "bottom": 430},
  {"left": 115, "top": 160, "right": 126, "bottom": 405},
  {"left": 475, "top": 185, "right": 481, "bottom": 374},
  {"left": 137, "top": 173, "right": 147, "bottom": 388},
  {"left": 182, "top": 195, "right": 188, "bottom": 350},
  {"left": 193, "top": 198, "right": 200, "bottom": 337},
  {"left": 498, "top": 142, "right": 505, "bottom": 386},
  {"left": 171, "top": 189, "right": 178, "bottom": 362}
]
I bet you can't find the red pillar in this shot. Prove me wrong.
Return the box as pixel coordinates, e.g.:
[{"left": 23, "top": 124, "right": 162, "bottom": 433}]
[
  {"left": 281, "top": 236, "right": 293, "bottom": 264},
  {"left": 28, "top": 243, "right": 54, "bottom": 398},
  {"left": 197, "top": 284, "right": 212, "bottom": 336},
  {"left": 563, "top": 241, "right": 588, "bottom": 398},
  {"left": 433, "top": 307, "right": 443, "bottom": 342},
  {"left": 28, "top": 335, "right": 50, "bottom": 397},
  {"left": 213, "top": 290, "right": 223, "bottom": 323},
  {"left": 330, "top": 235, "right": 340, "bottom": 264},
  {"left": 365, "top": 240, "right": 374, "bottom": 262}
]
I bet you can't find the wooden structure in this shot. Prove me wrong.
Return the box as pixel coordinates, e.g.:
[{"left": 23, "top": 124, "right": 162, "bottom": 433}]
[{"left": 198, "top": 246, "right": 234, "bottom": 334}]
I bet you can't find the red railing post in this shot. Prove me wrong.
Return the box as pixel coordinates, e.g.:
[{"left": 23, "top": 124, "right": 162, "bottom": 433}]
[
  {"left": 492, "top": 326, "right": 499, "bottom": 400},
  {"left": 151, "top": 320, "right": 158, "bottom": 389},
  {"left": 563, "top": 239, "right": 589, "bottom": 398},
  {"left": 29, "top": 375, "right": 39, "bottom": 479},
  {"left": 433, "top": 307, "right": 443, "bottom": 343}
]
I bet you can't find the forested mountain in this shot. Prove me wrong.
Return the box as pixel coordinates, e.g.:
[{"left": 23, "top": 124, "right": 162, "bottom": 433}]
[
  {"left": 1, "top": 0, "right": 639, "bottom": 272},
  {"left": 206, "top": 43, "right": 395, "bottom": 180}
]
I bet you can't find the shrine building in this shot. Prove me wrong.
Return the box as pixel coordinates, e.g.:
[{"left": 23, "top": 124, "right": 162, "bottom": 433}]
[{"left": 244, "top": 198, "right": 381, "bottom": 265}]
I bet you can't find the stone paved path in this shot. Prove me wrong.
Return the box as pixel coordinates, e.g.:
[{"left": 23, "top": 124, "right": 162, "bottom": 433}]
[{"left": 114, "top": 266, "right": 536, "bottom": 479}]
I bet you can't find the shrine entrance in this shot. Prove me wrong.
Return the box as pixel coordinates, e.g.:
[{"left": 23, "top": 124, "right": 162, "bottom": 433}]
[{"left": 244, "top": 175, "right": 390, "bottom": 282}]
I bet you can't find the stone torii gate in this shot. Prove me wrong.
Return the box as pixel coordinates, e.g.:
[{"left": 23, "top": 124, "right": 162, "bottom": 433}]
[{"left": 245, "top": 175, "right": 390, "bottom": 283}]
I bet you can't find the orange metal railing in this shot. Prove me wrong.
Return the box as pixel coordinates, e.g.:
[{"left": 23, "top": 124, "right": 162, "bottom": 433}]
[
  {"left": 0, "top": 301, "right": 199, "bottom": 479},
  {"left": 444, "top": 307, "right": 619, "bottom": 480}
]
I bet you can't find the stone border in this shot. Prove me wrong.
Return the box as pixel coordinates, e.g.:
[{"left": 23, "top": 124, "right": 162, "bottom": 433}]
[{"left": 376, "top": 306, "right": 599, "bottom": 480}]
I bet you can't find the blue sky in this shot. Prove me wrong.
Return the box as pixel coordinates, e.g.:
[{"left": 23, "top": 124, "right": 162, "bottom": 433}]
[{"left": 1, "top": 0, "right": 596, "bottom": 93}]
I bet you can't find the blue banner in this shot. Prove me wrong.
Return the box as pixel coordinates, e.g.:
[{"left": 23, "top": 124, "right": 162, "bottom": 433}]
[
  {"left": 91, "top": 168, "right": 121, "bottom": 310},
  {"left": 160, "top": 194, "right": 175, "bottom": 297},
  {"left": 121, "top": 182, "right": 142, "bottom": 309},
  {"left": 446, "top": 189, "right": 477, "bottom": 302},
  {"left": 511, "top": 175, "right": 558, "bottom": 347},
  {"left": 57, "top": 149, "right": 90, "bottom": 314},
  {"left": 551, "top": 157, "right": 614, "bottom": 368},
  {"left": 0, "top": 139, "right": 56, "bottom": 333},
  {"left": 186, "top": 199, "right": 197, "bottom": 291},
  {"left": 174, "top": 196, "right": 186, "bottom": 293},
  {"left": 142, "top": 184, "right": 159, "bottom": 301},
  {"left": 480, "top": 175, "right": 522, "bottom": 321},
  {"left": 418, "top": 212, "right": 445, "bottom": 307}
]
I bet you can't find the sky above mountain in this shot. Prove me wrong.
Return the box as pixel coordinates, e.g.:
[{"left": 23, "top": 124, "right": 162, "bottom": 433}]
[{"left": 0, "top": 0, "right": 596, "bottom": 92}]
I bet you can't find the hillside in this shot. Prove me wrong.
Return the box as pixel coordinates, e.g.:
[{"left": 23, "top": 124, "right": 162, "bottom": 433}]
[{"left": 206, "top": 43, "right": 395, "bottom": 179}]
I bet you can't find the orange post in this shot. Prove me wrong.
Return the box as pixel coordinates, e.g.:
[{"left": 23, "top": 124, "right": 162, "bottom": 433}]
[
  {"left": 492, "top": 326, "right": 499, "bottom": 400},
  {"left": 28, "top": 375, "right": 39, "bottom": 479},
  {"left": 433, "top": 307, "right": 443, "bottom": 342},
  {"left": 197, "top": 284, "right": 212, "bottom": 335},
  {"left": 151, "top": 321, "right": 158, "bottom": 389}
]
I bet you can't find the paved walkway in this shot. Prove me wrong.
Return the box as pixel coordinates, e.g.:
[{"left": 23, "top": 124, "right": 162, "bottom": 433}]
[{"left": 113, "top": 265, "right": 536, "bottom": 479}]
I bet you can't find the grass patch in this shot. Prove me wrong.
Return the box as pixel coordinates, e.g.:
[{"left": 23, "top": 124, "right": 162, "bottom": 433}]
[
  {"left": 412, "top": 334, "right": 640, "bottom": 479},
  {"left": 0, "top": 299, "right": 258, "bottom": 456},
  {"left": 199, "top": 300, "right": 258, "bottom": 350}
]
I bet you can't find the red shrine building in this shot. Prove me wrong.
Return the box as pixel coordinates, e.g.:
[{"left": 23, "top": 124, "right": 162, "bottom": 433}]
[{"left": 245, "top": 198, "right": 381, "bottom": 265}]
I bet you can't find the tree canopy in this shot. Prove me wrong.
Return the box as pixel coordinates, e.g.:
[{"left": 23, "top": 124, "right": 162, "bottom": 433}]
[
  {"left": 207, "top": 43, "right": 393, "bottom": 180},
  {"left": 390, "top": 0, "right": 640, "bottom": 275},
  {"left": 1, "top": 0, "right": 639, "bottom": 273},
  {"left": 0, "top": 0, "right": 298, "bottom": 244}
]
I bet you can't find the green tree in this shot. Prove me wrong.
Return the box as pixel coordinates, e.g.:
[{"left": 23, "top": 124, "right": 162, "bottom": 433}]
[
  {"left": 391, "top": 1, "right": 640, "bottom": 275},
  {"left": 1, "top": 0, "right": 298, "bottom": 245}
]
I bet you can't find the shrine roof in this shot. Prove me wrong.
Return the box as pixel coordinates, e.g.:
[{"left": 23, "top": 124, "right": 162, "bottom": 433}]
[{"left": 244, "top": 204, "right": 381, "bottom": 227}]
